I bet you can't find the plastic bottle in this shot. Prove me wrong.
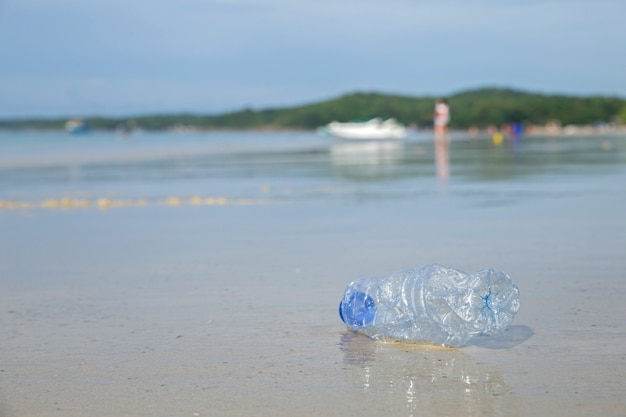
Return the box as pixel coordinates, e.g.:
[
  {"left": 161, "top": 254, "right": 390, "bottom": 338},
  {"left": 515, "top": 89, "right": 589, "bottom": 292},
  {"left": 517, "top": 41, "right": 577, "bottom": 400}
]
[{"left": 338, "top": 264, "right": 520, "bottom": 347}]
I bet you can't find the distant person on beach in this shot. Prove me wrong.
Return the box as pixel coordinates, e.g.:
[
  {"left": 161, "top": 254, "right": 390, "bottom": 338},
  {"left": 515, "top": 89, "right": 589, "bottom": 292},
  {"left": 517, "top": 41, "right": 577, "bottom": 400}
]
[
  {"left": 433, "top": 98, "right": 450, "bottom": 136},
  {"left": 433, "top": 98, "right": 450, "bottom": 184}
]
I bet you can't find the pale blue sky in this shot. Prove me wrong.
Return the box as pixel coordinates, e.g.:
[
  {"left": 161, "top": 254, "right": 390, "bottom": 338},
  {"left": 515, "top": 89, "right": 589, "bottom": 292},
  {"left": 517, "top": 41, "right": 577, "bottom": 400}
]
[{"left": 1, "top": 0, "right": 625, "bottom": 118}]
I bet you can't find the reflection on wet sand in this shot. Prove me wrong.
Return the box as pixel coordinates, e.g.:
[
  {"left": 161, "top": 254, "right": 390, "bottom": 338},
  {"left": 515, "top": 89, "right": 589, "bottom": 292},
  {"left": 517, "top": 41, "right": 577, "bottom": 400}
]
[
  {"left": 435, "top": 134, "right": 450, "bottom": 184},
  {"left": 340, "top": 332, "right": 520, "bottom": 417},
  {"left": 330, "top": 140, "right": 404, "bottom": 166}
]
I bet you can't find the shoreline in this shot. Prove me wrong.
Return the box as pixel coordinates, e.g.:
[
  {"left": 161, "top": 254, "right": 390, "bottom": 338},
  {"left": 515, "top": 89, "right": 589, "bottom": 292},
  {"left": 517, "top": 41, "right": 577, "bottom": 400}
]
[
  {"left": 2, "top": 124, "right": 626, "bottom": 137},
  {"left": 1, "top": 129, "right": 625, "bottom": 417},
  {"left": 2, "top": 193, "right": 625, "bottom": 417}
]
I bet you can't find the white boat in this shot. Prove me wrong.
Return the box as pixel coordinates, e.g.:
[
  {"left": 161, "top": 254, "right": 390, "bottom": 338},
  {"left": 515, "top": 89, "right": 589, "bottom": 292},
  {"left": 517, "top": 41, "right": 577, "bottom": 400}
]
[
  {"left": 323, "top": 118, "right": 407, "bottom": 140},
  {"left": 65, "top": 118, "right": 88, "bottom": 134}
]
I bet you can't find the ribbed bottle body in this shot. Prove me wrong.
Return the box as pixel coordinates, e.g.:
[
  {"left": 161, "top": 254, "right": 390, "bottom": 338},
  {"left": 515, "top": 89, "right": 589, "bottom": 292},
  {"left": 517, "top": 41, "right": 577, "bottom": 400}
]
[{"left": 339, "top": 264, "right": 520, "bottom": 347}]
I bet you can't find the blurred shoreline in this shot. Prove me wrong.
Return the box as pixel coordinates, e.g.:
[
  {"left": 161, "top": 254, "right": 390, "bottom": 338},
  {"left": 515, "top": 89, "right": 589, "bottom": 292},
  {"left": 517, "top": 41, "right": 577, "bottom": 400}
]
[
  {"left": 1, "top": 127, "right": 625, "bottom": 416},
  {"left": 3, "top": 124, "right": 626, "bottom": 137}
]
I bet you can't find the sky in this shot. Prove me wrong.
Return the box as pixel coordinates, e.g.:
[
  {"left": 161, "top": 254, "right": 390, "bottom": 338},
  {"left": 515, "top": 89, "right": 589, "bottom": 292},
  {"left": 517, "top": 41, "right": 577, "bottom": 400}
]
[{"left": 0, "top": 0, "right": 625, "bottom": 118}]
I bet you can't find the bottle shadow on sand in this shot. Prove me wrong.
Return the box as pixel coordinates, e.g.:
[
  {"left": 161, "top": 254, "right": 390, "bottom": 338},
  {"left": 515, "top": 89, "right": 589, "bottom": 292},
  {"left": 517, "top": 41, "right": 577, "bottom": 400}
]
[{"left": 469, "top": 325, "right": 534, "bottom": 349}]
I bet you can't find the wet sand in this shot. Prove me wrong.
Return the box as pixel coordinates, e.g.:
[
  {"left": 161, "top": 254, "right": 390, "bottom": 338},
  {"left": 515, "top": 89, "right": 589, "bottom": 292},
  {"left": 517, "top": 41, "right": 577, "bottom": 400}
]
[{"left": 1, "top": 178, "right": 625, "bottom": 417}]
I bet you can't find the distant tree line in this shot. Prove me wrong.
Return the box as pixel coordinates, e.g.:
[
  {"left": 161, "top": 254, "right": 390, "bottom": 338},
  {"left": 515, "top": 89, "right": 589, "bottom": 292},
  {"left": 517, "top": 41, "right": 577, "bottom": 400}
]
[{"left": 1, "top": 88, "right": 625, "bottom": 131}]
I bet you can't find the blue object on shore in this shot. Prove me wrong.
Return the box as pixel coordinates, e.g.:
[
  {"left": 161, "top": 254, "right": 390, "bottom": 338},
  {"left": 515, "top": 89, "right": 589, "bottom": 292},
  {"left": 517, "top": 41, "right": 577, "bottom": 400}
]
[
  {"left": 339, "top": 291, "right": 376, "bottom": 326},
  {"left": 339, "top": 264, "right": 520, "bottom": 347}
]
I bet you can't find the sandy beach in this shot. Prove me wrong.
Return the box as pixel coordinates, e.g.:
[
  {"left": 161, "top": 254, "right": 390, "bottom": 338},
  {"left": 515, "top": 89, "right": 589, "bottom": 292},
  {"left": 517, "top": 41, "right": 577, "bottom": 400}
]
[{"left": 1, "top": 131, "right": 625, "bottom": 416}]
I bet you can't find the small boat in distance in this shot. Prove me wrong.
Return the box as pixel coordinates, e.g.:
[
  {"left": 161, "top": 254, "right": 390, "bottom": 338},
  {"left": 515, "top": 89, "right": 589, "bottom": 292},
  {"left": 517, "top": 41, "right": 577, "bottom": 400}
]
[
  {"left": 322, "top": 118, "right": 407, "bottom": 140},
  {"left": 65, "top": 118, "right": 89, "bottom": 134}
]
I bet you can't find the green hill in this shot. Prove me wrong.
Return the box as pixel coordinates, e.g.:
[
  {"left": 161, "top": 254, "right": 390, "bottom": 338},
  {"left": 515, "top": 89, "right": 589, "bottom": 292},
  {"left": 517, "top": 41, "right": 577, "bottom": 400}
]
[
  {"left": 1, "top": 88, "right": 625, "bottom": 131},
  {"left": 447, "top": 88, "right": 625, "bottom": 127}
]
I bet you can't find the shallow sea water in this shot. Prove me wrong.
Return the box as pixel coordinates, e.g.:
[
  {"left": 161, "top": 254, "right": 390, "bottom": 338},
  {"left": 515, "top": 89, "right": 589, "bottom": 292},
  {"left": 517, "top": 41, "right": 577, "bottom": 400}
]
[{"left": 1, "top": 130, "right": 625, "bottom": 416}]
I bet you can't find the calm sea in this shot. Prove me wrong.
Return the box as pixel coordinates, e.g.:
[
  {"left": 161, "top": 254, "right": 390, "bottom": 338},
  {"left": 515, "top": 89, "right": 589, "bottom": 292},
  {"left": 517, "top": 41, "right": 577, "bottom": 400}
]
[{"left": 1, "top": 129, "right": 625, "bottom": 210}]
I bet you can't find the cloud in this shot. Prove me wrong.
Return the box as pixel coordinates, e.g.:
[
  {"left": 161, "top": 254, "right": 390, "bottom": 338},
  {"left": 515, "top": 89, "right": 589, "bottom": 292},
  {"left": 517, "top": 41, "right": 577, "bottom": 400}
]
[{"left": 0, "top": 0, "right": 625, "bottom": 116}]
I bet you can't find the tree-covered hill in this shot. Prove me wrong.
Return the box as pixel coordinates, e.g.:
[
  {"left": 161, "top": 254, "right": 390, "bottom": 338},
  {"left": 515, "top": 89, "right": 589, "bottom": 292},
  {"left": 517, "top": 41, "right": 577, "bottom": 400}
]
[
  {"left": 447, "top": 88, "right": 625, "bottom": 127},
  {"left": 1, "top": 88, "right": 625, "bottom": 131}
]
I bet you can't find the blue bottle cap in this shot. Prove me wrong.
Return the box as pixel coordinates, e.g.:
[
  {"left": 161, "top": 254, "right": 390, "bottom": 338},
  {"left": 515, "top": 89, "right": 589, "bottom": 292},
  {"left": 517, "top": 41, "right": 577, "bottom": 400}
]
[{"left": 339, "top": 291, "right": 376, "bottom": 327}]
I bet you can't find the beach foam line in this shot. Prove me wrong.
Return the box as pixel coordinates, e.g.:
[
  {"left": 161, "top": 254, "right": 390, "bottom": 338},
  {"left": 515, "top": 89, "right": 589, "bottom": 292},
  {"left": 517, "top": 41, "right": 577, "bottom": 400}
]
[{"left": 0, "top": 195, "right": 278, "bottom": 211}]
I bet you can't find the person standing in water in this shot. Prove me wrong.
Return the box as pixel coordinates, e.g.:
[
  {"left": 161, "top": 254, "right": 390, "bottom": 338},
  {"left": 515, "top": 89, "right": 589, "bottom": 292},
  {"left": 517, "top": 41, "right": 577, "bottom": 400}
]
[
  {"left": 433, "top": 98, "right": 450, "bottom": 137},
  {"left": 433, "top": 98, "right": 450, "bottom": 183}
]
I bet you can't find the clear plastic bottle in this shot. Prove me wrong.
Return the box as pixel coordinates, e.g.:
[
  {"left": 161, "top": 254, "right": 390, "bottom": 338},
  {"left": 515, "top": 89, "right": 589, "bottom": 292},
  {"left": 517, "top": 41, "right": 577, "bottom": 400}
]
[{"left": 339, "top": 264, "right": 520, "bottom": 347}]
